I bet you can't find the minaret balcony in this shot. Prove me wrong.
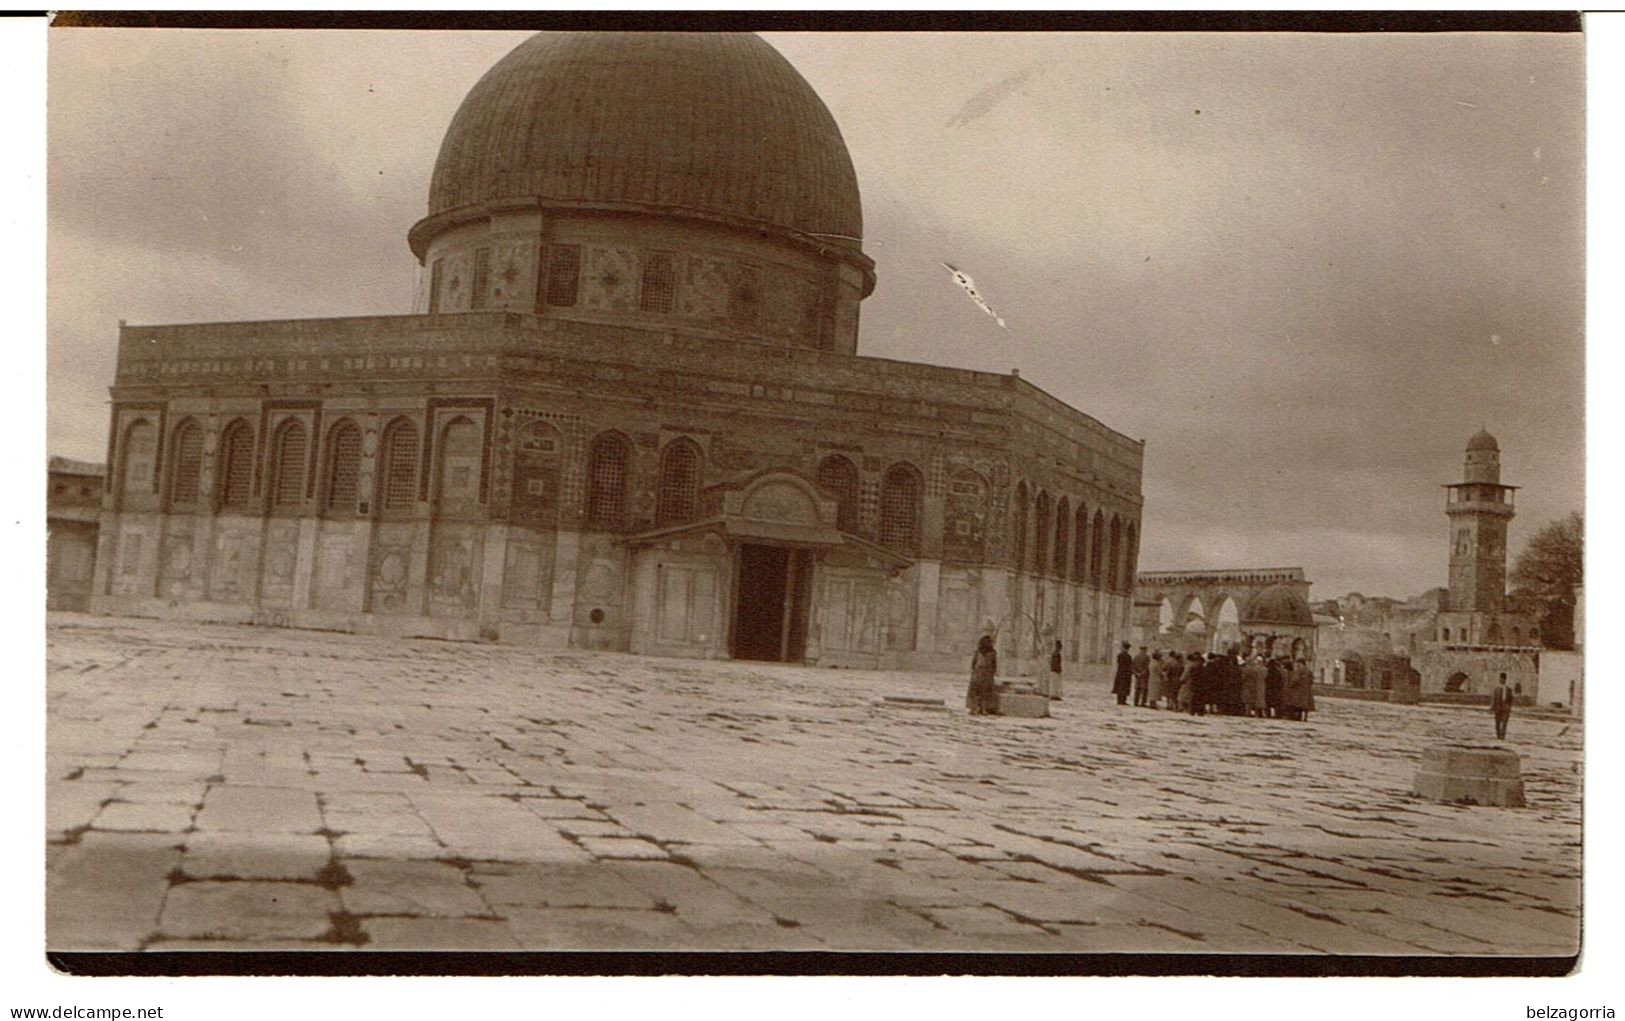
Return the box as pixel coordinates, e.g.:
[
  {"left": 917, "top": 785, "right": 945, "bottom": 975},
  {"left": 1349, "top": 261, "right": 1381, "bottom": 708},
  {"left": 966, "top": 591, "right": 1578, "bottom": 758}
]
[{"left": 1445, "top": 499, "right": 1515, "bottom": 517}]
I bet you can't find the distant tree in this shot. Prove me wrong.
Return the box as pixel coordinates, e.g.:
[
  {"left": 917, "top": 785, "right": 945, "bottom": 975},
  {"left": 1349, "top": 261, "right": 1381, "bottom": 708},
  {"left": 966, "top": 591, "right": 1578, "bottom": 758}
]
[
  {"left": 1505, "top": 587, "right": 1545, "bottom": 619},
  {"left": 1511, "top": 511, "right": 1582, "bottom": 650}
]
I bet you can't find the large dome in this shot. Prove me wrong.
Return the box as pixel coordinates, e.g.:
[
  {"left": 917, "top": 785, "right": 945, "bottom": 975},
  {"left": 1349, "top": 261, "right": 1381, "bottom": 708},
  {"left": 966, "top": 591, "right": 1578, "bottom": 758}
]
[{"left": 416, "top": 32, "right": 863, "bottom": 256}]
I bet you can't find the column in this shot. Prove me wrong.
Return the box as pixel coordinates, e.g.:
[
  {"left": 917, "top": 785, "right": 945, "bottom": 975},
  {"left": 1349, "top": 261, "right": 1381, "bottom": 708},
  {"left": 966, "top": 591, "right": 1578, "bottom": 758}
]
[
  {"left": 913, "top": 559, "right": 941, "bottom": 655},
  {"left": 290, "top": 516, "right": 320, "bottom": 608},
  {"left": 477, "top": 521, "right": 509, "bottom": 629},
  {"left": 549, "top": 529, "right": 582, "bottom": 627}
]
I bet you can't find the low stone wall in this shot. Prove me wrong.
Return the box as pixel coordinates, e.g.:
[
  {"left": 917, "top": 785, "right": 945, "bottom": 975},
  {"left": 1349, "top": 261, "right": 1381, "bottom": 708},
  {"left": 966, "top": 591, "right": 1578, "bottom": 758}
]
[
  {"left": 1417, "top": 691, "right": 1537, "bottom": 708},
  {"left": 1313, "top": 684, "right": 1390, "bottom": 702}
]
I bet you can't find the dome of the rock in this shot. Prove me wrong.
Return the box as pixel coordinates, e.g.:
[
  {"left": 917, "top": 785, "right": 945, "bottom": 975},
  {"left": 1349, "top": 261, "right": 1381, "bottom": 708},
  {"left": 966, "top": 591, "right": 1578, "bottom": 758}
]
[{"left": 411, "top": 31, "right": 863, "bottom": 258}]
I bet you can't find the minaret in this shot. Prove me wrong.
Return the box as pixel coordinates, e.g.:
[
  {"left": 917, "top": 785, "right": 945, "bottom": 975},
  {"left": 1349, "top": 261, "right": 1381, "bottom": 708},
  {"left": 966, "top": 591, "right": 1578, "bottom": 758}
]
[{"left": 1444, "top": 429, "right": 1515, "bottom": 614}]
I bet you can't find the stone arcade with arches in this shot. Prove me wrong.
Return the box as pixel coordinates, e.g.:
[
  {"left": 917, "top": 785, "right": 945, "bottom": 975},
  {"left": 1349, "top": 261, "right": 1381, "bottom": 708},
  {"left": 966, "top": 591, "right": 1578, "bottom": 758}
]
[
  {"left": 89, "top": 32, "right": 1144, "bottom": 673},
  {"left": 1135, "top": 568, "right": 1317, "bottom": 657}
]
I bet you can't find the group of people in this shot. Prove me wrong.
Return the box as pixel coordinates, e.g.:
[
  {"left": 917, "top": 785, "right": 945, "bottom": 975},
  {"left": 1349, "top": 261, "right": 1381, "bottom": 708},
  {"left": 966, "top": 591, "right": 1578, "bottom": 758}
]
[
  {"left": 1112, "top": 641, "right": 1316, "bottom": 720},
  {"left": 965, "top": 634, "right": 1315, "bottom": 721}
]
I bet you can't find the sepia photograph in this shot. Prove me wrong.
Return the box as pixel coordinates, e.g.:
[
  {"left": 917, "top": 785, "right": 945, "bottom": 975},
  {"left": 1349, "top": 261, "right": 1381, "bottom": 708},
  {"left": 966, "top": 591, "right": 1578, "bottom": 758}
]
[{"left": 42, "top": 15, "right": 1585, "bottom": 975}]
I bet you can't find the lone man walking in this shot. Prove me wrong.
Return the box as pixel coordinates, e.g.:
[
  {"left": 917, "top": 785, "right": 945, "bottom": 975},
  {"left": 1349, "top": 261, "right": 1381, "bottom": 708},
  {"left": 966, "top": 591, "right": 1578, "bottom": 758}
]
[{"left": 1492, "top": 672, "right": 1515, "bottom": 740}]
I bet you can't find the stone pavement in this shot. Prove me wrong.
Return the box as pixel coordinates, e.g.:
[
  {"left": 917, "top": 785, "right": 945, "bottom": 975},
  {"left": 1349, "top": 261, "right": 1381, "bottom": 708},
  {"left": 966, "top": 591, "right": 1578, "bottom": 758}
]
[{"left": 46, "top": 614, "right": 1581, "bottom": 955}]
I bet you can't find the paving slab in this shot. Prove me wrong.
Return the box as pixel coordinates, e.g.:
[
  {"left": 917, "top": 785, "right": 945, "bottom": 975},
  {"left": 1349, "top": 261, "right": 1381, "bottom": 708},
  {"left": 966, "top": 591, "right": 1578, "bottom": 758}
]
[
  {"left": 409, "top": 792, "right": 590, "bottom": 862},
  {"left": 47, "top": 782, "right": 119, "bottom": 836},
  {"left": 334, "top": 832, "right": 448, "bottom": 860},
  {"left": 180, "top": 831, "right": 332, "bottom": 881},
  {"left": 503, "top": 906, "right": 694, "bottom": 950},
  {"left": 91, "top": 800, "right": 196, "bottom": 834},
  {"left": 158, "top": 881, "right": 338, "bottom": 942},
  {"left": 361, "top": 917, "right": 520, "bottom": 950},
  {"left": 47, "top": 836, "right": 180, "bottom": 950},
  {"left": 195, "top": 785, "right": 323, "bottom": 834},
  {"left": 340, "top": 860, "right": 491, "bottom": 917},
  {"left": 469, "top": 863, "right": 658, "bottom": 910}
]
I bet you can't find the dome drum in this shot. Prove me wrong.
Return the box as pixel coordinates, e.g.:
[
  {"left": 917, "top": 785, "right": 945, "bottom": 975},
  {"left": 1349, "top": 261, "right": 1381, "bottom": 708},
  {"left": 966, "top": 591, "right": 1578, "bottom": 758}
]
[
  {"left": 413, "top": 204, "right": 870, "bottom": 353},
  {"left": 409, "top": 196, "right": 874, "bottom": 278}
]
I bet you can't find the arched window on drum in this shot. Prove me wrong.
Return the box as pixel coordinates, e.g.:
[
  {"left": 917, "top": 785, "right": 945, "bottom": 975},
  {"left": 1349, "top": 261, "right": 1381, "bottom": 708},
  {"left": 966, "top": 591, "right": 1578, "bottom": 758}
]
[
  {"left": 942, "top": 467, "right": 987, "bottom": 559},
  {"left": 1053, "top": 497, "right": 1071, "bottom": 577},
  {"left": 1106, "top": 515, "right": 1123, "bottom": 593},
  {"left": 656, "top": 438, "right": 702, "bottom": 526},
  {"left": 216, "top": 419, "right": 255, "bottom": 512},
  {"left": 1122, "top": 522, "right": 1139, "bottom": 592},
  {"left": 378, "top": 417, "right": 421, "bottom": 514},
  {"left": 1012, "top": 482, "right": 1029, "bottom": 571},
  {"left": 268, "top": 419, "right": 308, "bottom": 510},
  {"left": 116, "top": 418, "right": 156, "bottom": 508},
  {"left": 879, "top": 463, "right": 922, "bottom": 555},
  {"left": 585, "top": 432, "right": 632, "bottom": 530},
  {"left": 1033, "top": 490, "right": 1051, "bottom": 575},
  {"left": 167, "top": 418, "right": 204, "bottom": 510},
  {"left": 511, "top": 419, "right": 561, "bottom": 526},
  {"left": 1089, "top": 510, "right": 1105, "bottom": 587},
  {"left": 435, "top": 416, "right": 482, "bottom": 509},
  {"left": 323, "top": 419, "right": 362, "bottom": 516},
  {"left": 1071, "top": 502, "right": 1089, "bottom": 582},
  {"left": 815, "top": 455, "right": 860, "bottom": 533}
]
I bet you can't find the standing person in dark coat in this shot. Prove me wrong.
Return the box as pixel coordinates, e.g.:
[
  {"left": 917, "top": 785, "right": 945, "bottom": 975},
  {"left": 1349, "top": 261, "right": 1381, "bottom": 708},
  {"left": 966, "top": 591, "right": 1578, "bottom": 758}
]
[
  {"left": 1241, "top": 652, "right": 1267, "bottom": 717},
  {"left": 1208, "top": 652, "right": 1228, "bottom": 715},
  {"left": 1285, "top": 657, "right": 1315, "bottom": 721},
  {"left": 1046, "top": 640, "right": 1064, "bottom": 701},
  {"left": 1265, "top": 654, "right": 1288, "bottom": 718},
  {"left": 966, "top": 635, "right": 1000, "bottom": 716},
  {"left": 1491, "top": 672, "right": 1514, "bottom": 740},
  {"left": 1219, "top": 644, "right": 1245, "bottom": 715},
  {"left": 1178, "top": 652, "right": 1199, "bottom": 713},
  {"left": 1189, "top": 653, "right": 1212, "bottom": 715},
  {"left": 1112, "top": 641, "right": 1134, "bottom": 704}
]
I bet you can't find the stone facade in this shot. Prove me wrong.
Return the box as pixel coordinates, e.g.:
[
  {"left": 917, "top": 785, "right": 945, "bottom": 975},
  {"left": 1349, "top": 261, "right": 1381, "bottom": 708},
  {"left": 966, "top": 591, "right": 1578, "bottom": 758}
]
[
  {"left": 1415, "top": 644, "right": 1539, "bottom": 698},
  {"left": 48, "top": 457, "right": 104, "bottom": 611},
  {"left": 87, "top": 33, "right": 1144, "bottom": 673},
  {"left": 91, "top": 314, "right": 1142, "bottom": 670}
]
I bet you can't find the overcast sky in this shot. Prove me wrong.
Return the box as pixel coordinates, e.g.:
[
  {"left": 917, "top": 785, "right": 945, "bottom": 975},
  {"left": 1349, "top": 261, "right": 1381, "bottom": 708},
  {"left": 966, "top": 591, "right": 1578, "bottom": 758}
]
[{"left": 47, "top": 28, "right": 1584, "bottom": 601}]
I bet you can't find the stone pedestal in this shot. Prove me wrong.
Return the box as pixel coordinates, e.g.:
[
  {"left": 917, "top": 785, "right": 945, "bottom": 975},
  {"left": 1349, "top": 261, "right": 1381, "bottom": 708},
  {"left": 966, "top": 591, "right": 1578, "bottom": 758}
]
[
  {"left": 1413, "top": 744, "right": 1526, "bottom": 807},
  {"left": 996, "top": 686, "right": 1051, "bottom": 719}
]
